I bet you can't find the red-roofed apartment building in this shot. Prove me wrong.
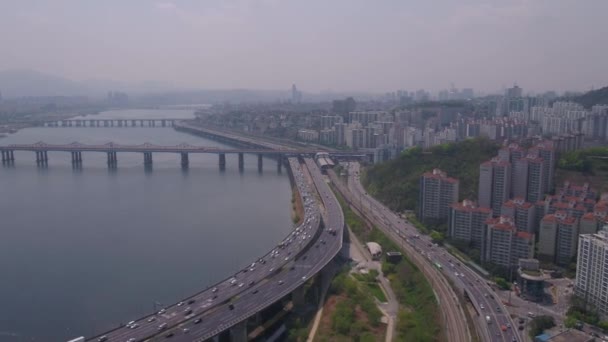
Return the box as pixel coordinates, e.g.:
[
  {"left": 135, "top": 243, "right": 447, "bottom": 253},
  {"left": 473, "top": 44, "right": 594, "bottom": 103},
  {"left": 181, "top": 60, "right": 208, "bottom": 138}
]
[
  {"left": 418, "top": 168, "right": 459, "bottom": 223},
  {"left": 538, "top": 211, "right": 579, "bottom": 266},
  {"left": 482, "top": 216, "right": 535, "bottom": 268},
  {"left": 448, "top": 200, "right": 492, "bottom": 250}
]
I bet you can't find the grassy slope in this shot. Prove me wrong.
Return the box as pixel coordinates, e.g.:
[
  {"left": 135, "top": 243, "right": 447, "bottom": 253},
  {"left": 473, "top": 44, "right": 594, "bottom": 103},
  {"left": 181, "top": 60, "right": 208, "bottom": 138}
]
[
  {"left": 334, "top": 189, "right": 442, "bottom": 342},
  {"left": 363, "top": 137, "right": 501, "bottom": 212}
]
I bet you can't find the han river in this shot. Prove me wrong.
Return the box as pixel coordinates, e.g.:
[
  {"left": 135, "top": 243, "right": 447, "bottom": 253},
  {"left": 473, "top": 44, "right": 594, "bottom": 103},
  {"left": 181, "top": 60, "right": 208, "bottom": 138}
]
[{"left": 0, "top": 109, "right": 293, "bottom": 341}]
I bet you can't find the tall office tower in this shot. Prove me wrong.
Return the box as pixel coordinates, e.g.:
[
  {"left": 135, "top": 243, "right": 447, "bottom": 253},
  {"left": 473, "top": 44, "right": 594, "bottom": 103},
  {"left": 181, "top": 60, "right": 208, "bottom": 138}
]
[
  {"left": 525, "top": 155, "right": 546, "bottom": 204},
  {"left": 501, "top": 198, "right": 536, "bottom": 233},
  {"left": 482, "top": 216, "right": 535, "bottom": 268},
  {"left": 478, "top": 157, "right": 511, "bottom": 216},
  {"left": 291, "top": 84, "right": 301, "bottom": 103},
  {"left": 538, "top": 211, "right": 579, "bottom": 266},
  {"left": 530, "top": 142, "right": 556, "bottom": 192},
  {"left": 418, "top": 169, "right": 459, "bottom": 223},
  {"left": 449, "top": 200, "right": 492, "bottom": 250},
  {"left": 575, "top": 228, "right": 608, "bottom": 318},
  {"left": 506, "top": 84, "right": 523, "bottom": 98}
]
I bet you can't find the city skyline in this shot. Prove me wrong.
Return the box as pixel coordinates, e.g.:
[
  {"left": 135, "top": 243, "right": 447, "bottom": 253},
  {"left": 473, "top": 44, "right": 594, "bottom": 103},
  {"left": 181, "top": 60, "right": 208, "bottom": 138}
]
[{"left": 0, "top": 1, "right": 607, "bottom": 94}]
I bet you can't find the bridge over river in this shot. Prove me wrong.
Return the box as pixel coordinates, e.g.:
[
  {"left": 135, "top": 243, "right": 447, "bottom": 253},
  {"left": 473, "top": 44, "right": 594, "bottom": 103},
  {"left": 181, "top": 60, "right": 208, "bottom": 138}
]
[{"left": 0, "top": 142, "right": 365, "bottom": 170}]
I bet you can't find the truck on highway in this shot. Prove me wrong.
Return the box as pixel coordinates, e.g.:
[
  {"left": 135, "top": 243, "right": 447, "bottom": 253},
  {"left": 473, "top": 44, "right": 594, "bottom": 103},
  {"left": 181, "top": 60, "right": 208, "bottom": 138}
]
[{"left": 486, "top": 316, "right": 491, "bottom": 324}]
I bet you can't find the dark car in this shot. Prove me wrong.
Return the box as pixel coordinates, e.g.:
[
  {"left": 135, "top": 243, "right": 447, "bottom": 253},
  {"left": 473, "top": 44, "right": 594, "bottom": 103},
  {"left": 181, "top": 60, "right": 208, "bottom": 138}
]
[
  {"left": 194, "top": 318, "right": 202, "bottom": 324},
  {"left": 165, "top": 332, "right": 174, "bottom": 338},
  {"left": 187, "top": 299, "right": 196, "bottom": 304},
  {"left": 229, "top": 304, "right": 235, "bottom": 310},
  {"left": 184, "top": 309, "right": 193, "bottom": 315}
]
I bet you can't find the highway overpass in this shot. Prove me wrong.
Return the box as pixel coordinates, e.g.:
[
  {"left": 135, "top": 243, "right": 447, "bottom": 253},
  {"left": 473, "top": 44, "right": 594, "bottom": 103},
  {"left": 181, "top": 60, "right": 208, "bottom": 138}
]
[{"left": 76, "top": 157, "right": 344, "bottom": 342}]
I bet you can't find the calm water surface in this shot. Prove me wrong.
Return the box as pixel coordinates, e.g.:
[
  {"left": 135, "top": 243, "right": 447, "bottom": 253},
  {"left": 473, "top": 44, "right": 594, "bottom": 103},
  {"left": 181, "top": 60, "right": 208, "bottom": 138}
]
[{"left": 0, "top": 110, "right": 293, "bottom": 341}]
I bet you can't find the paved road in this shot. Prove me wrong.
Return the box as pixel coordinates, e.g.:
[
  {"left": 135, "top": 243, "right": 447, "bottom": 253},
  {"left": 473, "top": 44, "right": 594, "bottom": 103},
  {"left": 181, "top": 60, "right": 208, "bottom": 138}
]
[
  {"left": 87, "top": 158, "right": 345, "bottom": 342},
  {"left": 340, "top": 162, "right": 521, "bottom": 342},
  {"left": 87, "top": 158, "right": 343, "bottom": 342}
]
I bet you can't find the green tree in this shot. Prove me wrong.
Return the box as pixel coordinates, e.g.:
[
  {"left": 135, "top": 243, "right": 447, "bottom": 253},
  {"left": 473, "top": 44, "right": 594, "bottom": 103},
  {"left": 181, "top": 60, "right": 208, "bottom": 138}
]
[
  {"left": 430, "top": 230, "right": 445, "bottom": 245},
  {"left": 528, "top": 315, "right": 555, "bottom": 338},
  {"left": 564, "top": 316, "right": 577, "bottom": 328}
]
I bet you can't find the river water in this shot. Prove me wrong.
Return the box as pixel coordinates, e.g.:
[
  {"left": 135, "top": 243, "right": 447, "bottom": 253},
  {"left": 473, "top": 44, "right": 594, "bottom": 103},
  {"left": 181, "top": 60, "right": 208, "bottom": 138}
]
[{"left": 0, "top": 110, "right": 293, "bottom": 341}]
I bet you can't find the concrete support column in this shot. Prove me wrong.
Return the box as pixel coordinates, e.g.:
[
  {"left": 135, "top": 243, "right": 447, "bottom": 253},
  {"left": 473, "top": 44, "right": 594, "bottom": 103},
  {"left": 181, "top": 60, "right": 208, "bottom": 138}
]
[
  {"left": 161, "top": 119, "right": 166, "bottom": 127},
  {"left": 292, "top": 285, "right": 306, "bottom": 309},
  {"left": 131, "top": 120, "right": 136, "bottom": 127},
  {"left": 229, "top": 320, "right": 247, "bottom": 342},
  {"left": 277, "top": 154, "right": 283, "bottom": 173},
  {"left": 170, "top": 120, "right": 175, "bottom": 126},
  {"left": 1, "top": 151, "right": 6, "bottom": 162},
  {"left": 103, "top": 120, "right": 109, "bottom": 127},
  {"left": 107, "top": 152, "right": 117, "bottom": 167},
  {"left": 143, "top": 152, "right": 153, "bottom": 165},
  {"left": 257, "top": 154, "right": 263, "bottom": 172},
  {"left": 180, "top": 153, "right": 189, "bottom": 167},
  {"left": 151, "top": 120, "right": 155, "bottom": 127},
  {"left": 238, "top": 153, "right": 244, "bottom": 171},
  {"left": 9, "top": 150, "right": 14, "bottom": 160},
  {"left": 219, "top": 153, "right": 226, "bottom": 170}
]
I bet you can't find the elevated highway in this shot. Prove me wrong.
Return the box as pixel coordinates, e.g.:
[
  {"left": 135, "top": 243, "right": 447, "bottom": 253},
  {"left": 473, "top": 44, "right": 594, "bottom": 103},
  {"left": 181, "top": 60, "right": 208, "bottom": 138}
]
[{"left": 82, "top": 157, "right": 344, "bottom": 342}]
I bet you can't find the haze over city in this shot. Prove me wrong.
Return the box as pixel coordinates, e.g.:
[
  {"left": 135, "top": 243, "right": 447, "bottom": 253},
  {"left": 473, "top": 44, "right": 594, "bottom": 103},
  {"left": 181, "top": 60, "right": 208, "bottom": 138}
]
[{"left": 0, "top": 0, "right": 607, "bottom": 94}]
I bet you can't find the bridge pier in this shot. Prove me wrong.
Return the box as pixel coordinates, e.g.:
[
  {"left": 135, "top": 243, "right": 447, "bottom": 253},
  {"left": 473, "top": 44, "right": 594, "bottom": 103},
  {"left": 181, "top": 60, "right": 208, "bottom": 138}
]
[
  {"left": 161, "top": 119, "right": 166, "bottom": 127},
  {"left": 292, "top": 285, "right": 306, "bottom": 309},
  {"left": 107, "top": 152, "right": 117, "bottom": 167},
  {"left": 1, "top": 150, "right": 11, "bottom": 162},
  {"left": 180, "top": 153, "right": 189, "bottom": 167},
  {"left": 131, "top": 120, "right": 136, "bottom": 127},
  {"left": 229, "top": 321, "right": 247, "bottom": 342},
  {"left": 277, "top": 154, "right": 283, "bottom": 173},
  {"left": 71, "top": 152, "right": 82, "bottom": 164},
  {"left": 219, "top": 153, "right": 226, "bottom": 170},
  {"left": 143, "top": 152, "right": 153, "bottom": 165},
  {"left": 238, "top": 153, "right": 244, "bottom": 171},
  {"left": 257, "top": 154, "right": 263, "bottom": 172},
  {"left": 170, "top": 120, "right": 175, "bottom": 126},
  {"left": 117, "top": 120, "right": 123, "bottom": 127},
  {"left": 35, "top": 151, "right": 48, "bottom": 165}
]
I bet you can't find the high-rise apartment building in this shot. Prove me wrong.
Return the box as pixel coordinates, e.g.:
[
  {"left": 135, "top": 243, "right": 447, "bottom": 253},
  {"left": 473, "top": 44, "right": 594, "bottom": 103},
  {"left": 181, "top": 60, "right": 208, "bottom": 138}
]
[
  {"left": 525, "top": 155, "right": 546, "bottom": 203},
  {"left": 530, "top": 142, "right": 556, "bottom": 192},
  {"left": 482, "top": 216, "right": 535, "bottom": 268},
  {"left": 418, "top": 169, "right": 459, "bottom": 223},
  {"left": 478, "top": 157, "right": 511, "bottom": 216},
  {"left": 538, "top": 211, "right": 579, "bottom": 266},
  {"left": 448, "top": 200, "right": 492, "bottom": 249},
  {"left": 575, "top": 228, "right": 608, "bottom": 318},
  {"left": 501, "top": 197, "right": 536, "bottom": 233}
]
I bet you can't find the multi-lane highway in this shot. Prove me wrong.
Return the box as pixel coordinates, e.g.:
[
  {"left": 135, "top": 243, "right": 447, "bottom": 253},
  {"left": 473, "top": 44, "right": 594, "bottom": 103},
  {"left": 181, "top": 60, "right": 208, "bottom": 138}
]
[
  {"left": 86, "top": 157, "right": 344, "bottom": 342},
  {"left": 342, "top": 162, "right": 520, "bottom": 342}
]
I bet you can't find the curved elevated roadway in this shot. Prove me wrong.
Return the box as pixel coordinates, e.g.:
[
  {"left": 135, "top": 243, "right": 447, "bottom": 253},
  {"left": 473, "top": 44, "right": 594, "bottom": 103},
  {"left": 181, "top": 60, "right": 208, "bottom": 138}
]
[{"left": 86, "top": 157, "right": 344, "bottom": 342}]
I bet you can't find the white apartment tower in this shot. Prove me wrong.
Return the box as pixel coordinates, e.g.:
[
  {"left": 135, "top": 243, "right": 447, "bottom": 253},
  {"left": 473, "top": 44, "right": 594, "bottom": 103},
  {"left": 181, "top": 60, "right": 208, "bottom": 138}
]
[{"left": 575, "top": 228, "right": 608, "bottom": 318}]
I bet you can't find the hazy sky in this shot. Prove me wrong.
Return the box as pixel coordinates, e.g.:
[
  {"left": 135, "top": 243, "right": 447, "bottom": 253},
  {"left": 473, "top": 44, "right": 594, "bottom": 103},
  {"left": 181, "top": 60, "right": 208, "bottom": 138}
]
[{"left": 0, "top": 0, "right": 607, "bottom": 93}]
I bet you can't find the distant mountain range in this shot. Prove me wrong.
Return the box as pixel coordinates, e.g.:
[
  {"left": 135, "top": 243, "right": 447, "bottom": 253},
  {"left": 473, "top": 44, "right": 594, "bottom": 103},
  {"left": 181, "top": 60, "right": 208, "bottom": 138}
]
[
  {"left": 571, "top": 85, "right": 608, "bottom": 108},
  {"left": 0, "top": 69, "right": 175, "bottom": 98},
  {"left": 0, "top": 69, "right": 377, "bottom": 102}
]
